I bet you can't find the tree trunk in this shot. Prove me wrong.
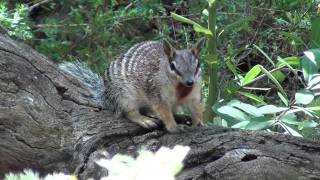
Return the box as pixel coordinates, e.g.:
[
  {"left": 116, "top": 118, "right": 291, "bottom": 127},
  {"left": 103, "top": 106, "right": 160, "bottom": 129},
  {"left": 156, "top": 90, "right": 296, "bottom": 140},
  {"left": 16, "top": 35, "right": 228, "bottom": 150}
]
[{"left": 0, "top": 32, "right": 319, "bottom": 180}]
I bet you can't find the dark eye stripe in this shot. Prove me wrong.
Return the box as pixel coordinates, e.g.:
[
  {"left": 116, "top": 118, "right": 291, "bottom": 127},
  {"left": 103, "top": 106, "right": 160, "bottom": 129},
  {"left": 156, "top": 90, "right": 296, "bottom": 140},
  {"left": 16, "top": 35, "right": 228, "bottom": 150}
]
[
  {"left": 170, "top": 62, "right": 182, "bottom": 77},
  {"left": 195, "top": 61, "right": 200, "bottom": 75}
]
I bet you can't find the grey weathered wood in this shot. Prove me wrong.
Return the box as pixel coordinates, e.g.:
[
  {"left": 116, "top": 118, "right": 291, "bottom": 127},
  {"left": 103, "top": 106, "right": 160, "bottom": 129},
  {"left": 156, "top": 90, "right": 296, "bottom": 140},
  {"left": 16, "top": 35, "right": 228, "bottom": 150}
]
[{"left": 0, "top": 33, "right": 320, "bottom": 180}]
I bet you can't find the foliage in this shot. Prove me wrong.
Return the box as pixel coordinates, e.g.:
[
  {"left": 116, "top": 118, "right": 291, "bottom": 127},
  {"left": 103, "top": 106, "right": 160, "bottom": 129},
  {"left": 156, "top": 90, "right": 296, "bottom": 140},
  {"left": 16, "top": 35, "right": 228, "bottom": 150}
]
[
  {"left": 97, "top": 145, "right": 190, "bottom": 180},
  {"left": 0, "top": 0, "right": 169, "bottom": 73},
  {"left": 310, "top": 16, "right": 320, "bottom": 48},
  {"left": 212, "top": 48, "right": 320, "bottom": 137},
  {"left": 0, "top": 2, "right": 32, "bottom": 40},
  {"left": 213, "top": 0, "right": 320, "bottom": 139},
  {"left": 171, "top": 0, "right": 320, "bottom": 138},
  {"left": 31, "top": 0, "right": 167, "bottom": 73}
]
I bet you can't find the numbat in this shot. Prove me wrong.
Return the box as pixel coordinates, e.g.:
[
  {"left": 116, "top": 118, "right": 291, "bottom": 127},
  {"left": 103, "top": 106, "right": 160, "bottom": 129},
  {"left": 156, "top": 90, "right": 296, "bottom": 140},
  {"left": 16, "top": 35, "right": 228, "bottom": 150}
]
[{"left": 60, "top": 38, "right": 206, "bottom": 133}]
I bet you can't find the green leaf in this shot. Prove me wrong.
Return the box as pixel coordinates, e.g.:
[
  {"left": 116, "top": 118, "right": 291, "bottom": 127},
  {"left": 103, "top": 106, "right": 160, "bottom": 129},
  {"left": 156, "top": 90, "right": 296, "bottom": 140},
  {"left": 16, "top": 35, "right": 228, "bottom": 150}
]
[
  {"left": 258, "top": 65, "right": 287, "bottom": 96},
  {"left": 278, "top": 92, "right": 289, "bottom": 106},
  {"left": 216, "top": 105, "right": 249, "bottom": 122},
  {"left": 207, "top": 0, "right": 216, "bottom": 4},
  {"left": 171, "top": 12, "right": 212, "bottom": 36},
  {"left": 211, "top": 117, "right": 228, "bottom": 127},
  {"left": 220, "top": 119, "right": 228, "bottom": 127},
  {"left": 295, "top": 90, "right": 314, "bottom": 105},
  {"left": 302, "top": 49, "right": 320, "bottom": 82},
  {"left": 307, "top": 106, "right": 320, "bottom": 111},
  {"left": 276, "top": 56, "right": 301, "bottom": 67},
  {"left": 245, "top": 117, "right": 273, "bottom": 130},
  {"left": 193, "top": 24, "right": 213, "bottom": 36},
  {"left": 298, "top": 120, "right": 318, "bottom": 130},
  {"left": 227, "top": 100, "right": 263, "bottom": 117},
  {"left": 231, "top": 121, "right": 250, "bottom": 129},
  {"left": 242, "top": 65, "right": 261, "bottom": 85},
  {"left": 307, "top": 74, "right": 320, "bottom": 90},
  {"left": 290, "top": 106, "right": 316, "bottom": 118},
  {"left": 271, "top": 70, "right": 286, "bottom": 83},
  {"left": 258, "top": 105, "right": 288, "bottom": 114},
  {"left": 238, "top": 92, "right": 267, "bottom": 105},
  {"left": 253, "top": 44, "right": 275, "bottom": 67},
  {"left": 281, "top": 123, "right": 303, "bottom": 137},
  {"left": 171, "top": 12, "right": 196, "bottom": 25},
  {"left": 277, "top": 56, "right": 301, "bottom": 82},
  {"left": 280, "top": 113, "right": 298, "bottom": 125},
  {"left": 310, "top": 17, "right": 320, "bottom": 48}
]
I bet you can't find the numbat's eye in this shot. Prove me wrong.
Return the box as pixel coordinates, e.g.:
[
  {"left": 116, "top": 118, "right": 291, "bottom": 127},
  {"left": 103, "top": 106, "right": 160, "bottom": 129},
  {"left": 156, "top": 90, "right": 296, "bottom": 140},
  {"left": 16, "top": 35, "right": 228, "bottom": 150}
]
[{"left": 170, "top": 62, "right": 182, "bottom": 76}]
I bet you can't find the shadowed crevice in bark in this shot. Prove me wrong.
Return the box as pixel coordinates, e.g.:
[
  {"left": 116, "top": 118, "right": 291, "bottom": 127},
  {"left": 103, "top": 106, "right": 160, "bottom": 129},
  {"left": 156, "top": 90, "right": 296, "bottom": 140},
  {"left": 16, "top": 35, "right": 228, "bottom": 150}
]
[{"left": 0, "top": 32, "right": 320, "bottom": 180}]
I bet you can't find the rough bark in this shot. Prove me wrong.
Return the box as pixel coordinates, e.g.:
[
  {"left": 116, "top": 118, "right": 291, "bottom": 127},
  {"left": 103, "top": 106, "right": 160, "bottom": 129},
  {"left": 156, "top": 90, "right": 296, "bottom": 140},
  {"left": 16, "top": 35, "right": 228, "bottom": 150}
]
[{"left": 0, "top": 32, "right": 320, "bottom": 180}]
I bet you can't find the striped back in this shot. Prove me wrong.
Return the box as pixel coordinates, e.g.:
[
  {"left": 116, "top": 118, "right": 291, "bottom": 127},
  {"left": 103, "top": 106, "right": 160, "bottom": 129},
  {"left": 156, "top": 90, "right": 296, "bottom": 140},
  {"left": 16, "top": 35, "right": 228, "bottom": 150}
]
[
  {"left": 104, "top": 41, "right": 165, "bottom": 110},
  {"left": 107, "top": 41, "right": 164, "bottom": 88}
]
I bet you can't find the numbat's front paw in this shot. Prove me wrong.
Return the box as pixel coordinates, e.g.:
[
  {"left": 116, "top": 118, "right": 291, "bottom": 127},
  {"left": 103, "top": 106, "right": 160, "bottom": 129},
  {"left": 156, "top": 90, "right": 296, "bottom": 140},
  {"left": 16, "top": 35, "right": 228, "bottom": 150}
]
[{"left": 139, "top": 117, "right": 161, "bottom": 129}]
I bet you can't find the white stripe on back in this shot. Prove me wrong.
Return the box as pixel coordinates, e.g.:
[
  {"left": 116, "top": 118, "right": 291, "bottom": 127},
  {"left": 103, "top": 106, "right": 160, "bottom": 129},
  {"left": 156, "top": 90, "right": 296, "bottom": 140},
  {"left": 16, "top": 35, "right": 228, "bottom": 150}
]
[{"left": 127, "top": 42, "right": 153, "bottom": 74}]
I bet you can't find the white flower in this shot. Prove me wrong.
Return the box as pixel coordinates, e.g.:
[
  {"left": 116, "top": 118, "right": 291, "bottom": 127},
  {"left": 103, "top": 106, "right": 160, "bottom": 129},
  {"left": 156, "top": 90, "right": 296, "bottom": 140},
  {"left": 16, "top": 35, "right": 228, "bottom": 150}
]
[
  {"left": 44, "top": 173, "right": 76, "bottom": 180},
  {"left": 97, "top": 145, "right": 190, "bottom": 180}
]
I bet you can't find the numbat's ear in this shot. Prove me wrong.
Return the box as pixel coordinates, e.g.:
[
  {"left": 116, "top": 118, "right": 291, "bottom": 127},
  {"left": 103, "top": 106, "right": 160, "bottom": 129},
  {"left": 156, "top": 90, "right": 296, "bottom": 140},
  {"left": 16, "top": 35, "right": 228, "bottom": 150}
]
[
  {"left": 163, "top": 39, "right": 176, "bottom": 60},
  {"left": 191, "top": 38, "right": 206, "bottom": 57}
]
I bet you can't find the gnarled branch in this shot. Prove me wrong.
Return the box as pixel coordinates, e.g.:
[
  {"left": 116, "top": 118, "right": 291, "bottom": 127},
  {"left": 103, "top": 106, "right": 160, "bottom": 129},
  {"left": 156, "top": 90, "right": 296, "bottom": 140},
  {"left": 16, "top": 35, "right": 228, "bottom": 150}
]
[{"left": 0, "top": 33, "right": 319, "bottom": 180}]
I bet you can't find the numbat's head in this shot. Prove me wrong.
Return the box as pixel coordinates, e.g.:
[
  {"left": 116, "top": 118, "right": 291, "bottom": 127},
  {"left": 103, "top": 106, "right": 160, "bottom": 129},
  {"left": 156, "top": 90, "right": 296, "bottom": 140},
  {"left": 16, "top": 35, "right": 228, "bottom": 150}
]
[{"left": 163, "top": 38, "right": 206, "bottom": 87}]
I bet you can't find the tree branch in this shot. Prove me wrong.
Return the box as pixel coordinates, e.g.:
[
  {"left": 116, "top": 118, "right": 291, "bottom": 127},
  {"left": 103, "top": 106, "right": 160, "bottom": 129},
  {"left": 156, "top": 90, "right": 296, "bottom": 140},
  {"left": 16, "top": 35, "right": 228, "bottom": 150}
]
[{"left": 0, "top": 32, "right": 319, "bottom": 180}]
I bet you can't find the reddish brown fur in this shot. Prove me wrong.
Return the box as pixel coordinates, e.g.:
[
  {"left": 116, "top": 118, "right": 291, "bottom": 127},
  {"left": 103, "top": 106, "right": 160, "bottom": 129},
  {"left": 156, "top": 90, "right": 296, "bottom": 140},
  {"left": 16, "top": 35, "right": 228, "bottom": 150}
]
[{"left": 176, "top": 83, "right": 193, "bottom": 100}]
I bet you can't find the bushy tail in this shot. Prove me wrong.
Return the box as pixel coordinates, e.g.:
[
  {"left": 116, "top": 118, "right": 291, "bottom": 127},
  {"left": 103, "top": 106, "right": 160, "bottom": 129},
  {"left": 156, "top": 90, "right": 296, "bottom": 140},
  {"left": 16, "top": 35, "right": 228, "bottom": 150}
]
[{"left": 59, "top": 62, "right": 105, "bottom": 107}]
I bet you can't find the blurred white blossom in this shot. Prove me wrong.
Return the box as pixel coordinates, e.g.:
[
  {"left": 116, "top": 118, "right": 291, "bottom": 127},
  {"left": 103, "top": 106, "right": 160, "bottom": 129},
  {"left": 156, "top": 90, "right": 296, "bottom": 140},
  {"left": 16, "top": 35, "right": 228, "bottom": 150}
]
[
  {"left": 4, "top": 146, "right": 190, "bottom": 180},
  {"left": 97, "top": 145, "right": 190, "bottom": 180},
  {"left": 5, "top": 169, "right": 76, "bottom": 180}
]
